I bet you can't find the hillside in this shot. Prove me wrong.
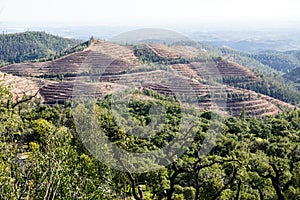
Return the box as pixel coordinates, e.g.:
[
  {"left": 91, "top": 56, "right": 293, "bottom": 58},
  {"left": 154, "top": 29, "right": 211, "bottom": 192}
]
[
  {"left": 135, "top": 43, "right": 258, "bottom": 82},
  {"left": 283, "top": 67, "right": 300, "bottom": 89},
  {"left": 218, "top": 46, "right": 300, "bottom": 73},
  {"left": 0, "top": 38, "right": 295, "bottom": 117},
  {"left": 0, "top": 72, "right": 44, "bottom": 102},
  {"left": 284, "top": 67, "right": 300, "bottom": 82},
  {"left": 0, "top": 31, "right": 80, "bottom": 65},
  {"left": 250, "top": 52, "right": 300, "bottom": 72},
  {"left": 0, "top": 40, "right": 138, "bottom": 77},
  {"left": 136, "top": 43, "right": 300, "bottom": 104},
  {"left": 217, "top": 47, "right": 300, "bottom": 104}
]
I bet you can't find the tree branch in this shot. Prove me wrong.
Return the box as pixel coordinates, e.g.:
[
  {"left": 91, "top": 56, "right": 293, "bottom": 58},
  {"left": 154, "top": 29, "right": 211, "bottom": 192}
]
[
  {"left": 11, "top": 89, "right": 40, "bottom": 109},
  {"left": 116, "top": 154, "right": 144, "bottom": 200}
]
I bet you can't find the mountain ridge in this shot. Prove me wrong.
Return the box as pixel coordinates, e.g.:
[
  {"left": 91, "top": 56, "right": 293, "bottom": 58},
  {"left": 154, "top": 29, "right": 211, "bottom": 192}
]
[{"left": 0, "top": 37, "right": 296, "bottom": 117}]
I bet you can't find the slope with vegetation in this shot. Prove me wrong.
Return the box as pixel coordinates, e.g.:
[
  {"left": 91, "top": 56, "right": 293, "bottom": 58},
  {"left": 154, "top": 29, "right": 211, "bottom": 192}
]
[
  {"left": 0, "top": 73, "right": 300, "bottom": 199},
  {"left": 0, "top": 40, "right": 138, "bottom": 78},
  {"left": 283, "top": 67, "right": 300, "bottom": 89},
  {"left": 218, "top": 47, "right": 300, "bottom": 105},
  {"left": 250, "top": 52, "right": 300, "bottom": 73},
  {"left": 0, "top": 31, "right": 80, "bottom": 65}
]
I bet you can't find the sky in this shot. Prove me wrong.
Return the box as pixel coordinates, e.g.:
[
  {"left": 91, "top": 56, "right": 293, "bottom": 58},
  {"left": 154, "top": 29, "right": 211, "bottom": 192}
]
[{"left": 0, "top": 0, "right": 300, "bottom": 26}]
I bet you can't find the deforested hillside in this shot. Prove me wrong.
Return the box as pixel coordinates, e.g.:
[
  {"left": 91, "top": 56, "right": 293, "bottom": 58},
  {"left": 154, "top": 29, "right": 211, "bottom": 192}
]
[
  {"left": 0, "top": 40, "right": 138, "bottom": 78},
  {"left": 0, "top": 72, "right": 45, "bottom": 102},
  {"left": 135, "top": 44, "right": 259, "bottom": 83},
  {"left": 0, "top": 37, "right": 296, "bottom": 117}
]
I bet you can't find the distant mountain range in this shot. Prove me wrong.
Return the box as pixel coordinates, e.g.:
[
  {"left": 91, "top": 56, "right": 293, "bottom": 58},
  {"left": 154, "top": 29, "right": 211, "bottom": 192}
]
[{"left": 204, "top": 39, "right": 300, "bottom": 53}]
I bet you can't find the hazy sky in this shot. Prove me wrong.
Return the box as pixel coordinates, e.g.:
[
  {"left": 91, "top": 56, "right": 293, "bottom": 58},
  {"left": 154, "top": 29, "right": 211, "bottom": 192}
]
[{"left": 1, "top": 0, "right": 300, "bottom": 26}]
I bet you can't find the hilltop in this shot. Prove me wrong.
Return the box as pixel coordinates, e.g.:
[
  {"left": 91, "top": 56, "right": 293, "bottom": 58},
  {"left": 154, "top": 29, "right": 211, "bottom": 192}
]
[{"left": 0, "top": 31, "right": 80, "bottom": 65}]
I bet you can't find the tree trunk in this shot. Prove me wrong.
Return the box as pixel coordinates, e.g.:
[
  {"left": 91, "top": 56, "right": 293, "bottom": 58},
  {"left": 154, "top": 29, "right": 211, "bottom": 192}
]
[
  {"left": 258, "top": 188, "right": 264, "bottom": 200},
  {"left": 271, "top": 177, "right": 285, "bottom": 200},
  {"left": 270, "top": 164, "right": 285, "bottom": 200},
  {"left": 194, "top": 182, "right": 200, "bottom": 200},
  {"left": 235, "top": 180, "right": 242, "bottom": 200},
  {"left": 167, "top": 171, "right": 179, "bottom": 200},
  {"left": 138, "top": 185, "right": 144, "bottom": 200}
]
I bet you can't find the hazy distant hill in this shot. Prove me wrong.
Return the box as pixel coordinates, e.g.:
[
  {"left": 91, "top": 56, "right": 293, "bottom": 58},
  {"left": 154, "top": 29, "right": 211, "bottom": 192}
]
[
  {"left": 0, "top": 31, "right": 80, "bottom": 65},
  {"left": 203, "top": 39, "right": 300, "bottom": 53}
]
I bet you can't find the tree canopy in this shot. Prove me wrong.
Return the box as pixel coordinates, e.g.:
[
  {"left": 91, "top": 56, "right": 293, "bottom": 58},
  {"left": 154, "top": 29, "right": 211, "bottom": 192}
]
[
  {"left": 0, "top": 31, "right": 80, "bottom": 65},
  {"left": 0, "top": 75, "right": 299, "bottom": 199}
]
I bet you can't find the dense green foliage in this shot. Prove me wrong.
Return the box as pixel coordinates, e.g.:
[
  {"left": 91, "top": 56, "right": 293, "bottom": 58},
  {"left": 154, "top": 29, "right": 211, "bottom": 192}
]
[
  {"left": 250, "top": 52, "right": 300, "bottom": 73},
  {"left": 283, "top": 67, "right": 300, "bottom": 89},
  {"left": 0, "top": 31, "right": 80, "bottom": 65},
  {"left": 134, "top": 45, "right": 190, "bottom": 65},
  {"left": 1, "top": 75, "right": 300, "bottom": 199},
  {"left": 284, "top": 50, "right": 300, "bottom": 63},
  {"left": 218, "top": 46, "right": 300, "bottom": 76},
  {"left": 219, "top": 47, "right": 279, "bottom": 73}
]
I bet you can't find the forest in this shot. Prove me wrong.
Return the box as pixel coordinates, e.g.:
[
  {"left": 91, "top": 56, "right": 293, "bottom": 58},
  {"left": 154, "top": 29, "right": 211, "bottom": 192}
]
[
  {"left": 0, "top": 74, "right": 299, "bottom": 200},
  {"left": 0, "top": 32, "right": 80, "bottom": 65},
  {"left": 283, "top": 67, "right": 300, "bottom": 90}
]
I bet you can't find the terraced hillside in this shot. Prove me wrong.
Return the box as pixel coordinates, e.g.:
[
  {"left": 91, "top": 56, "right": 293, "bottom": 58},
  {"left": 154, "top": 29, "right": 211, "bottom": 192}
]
[
  {"left": 40, "top": 81, "right": 126, "bottom": 105},
  {"left": 142, "top": 82, "right": 282, "bottom": 117},
  {"left": 0, "top": 39, "right": 295, "bottom": 117},
  {"left": 77, "top": 69, "right": 290, "bottom": 117},
  {"left": 0, "top": 40, "right": 138, "bottom": 78},
  {"left": 169, "top": 60, "right": 259, "bottom": 83},
  {"left": 147, "top": 44, "right": 201, "bottom": 59},
  {"left": 136, "top": 44, "right": 260, "bottom": 84},
  {"left": 0, "top": 72, "right": 126, "bottom": 106}
]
